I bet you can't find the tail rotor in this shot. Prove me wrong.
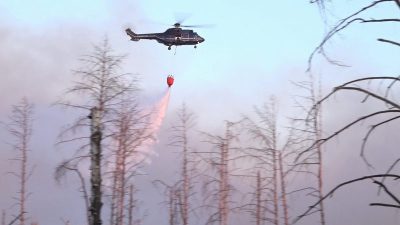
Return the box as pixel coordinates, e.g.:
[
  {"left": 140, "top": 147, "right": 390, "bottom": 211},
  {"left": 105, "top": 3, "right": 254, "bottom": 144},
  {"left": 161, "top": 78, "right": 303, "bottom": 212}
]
[{"left": 125, "top": 28, "right": 139, "bottom": 41}]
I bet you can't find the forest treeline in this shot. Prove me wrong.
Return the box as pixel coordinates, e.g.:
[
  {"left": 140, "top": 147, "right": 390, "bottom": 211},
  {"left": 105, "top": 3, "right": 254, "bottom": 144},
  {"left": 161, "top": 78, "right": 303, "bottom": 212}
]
[
  {"left": 1, "top": 1, "right": 399, "bottom": 225},
  {"left": 0, "top": 41, "right": 329, "bottom": 225}
]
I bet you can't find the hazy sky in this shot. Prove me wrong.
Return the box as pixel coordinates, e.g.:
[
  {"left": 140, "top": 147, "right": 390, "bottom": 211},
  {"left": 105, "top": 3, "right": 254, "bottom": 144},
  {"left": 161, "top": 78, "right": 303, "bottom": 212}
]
[{"left": 0, "top": 1, "right": 399, "bottom": 225}]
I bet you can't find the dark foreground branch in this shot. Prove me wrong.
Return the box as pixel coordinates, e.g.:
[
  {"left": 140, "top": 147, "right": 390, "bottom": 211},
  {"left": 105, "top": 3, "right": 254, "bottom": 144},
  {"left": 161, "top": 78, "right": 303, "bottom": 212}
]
[
  {"left": 296, "top": 109, "right": 400, "bottom": 162},
  {"left": 377, "top": 38, "right": 400, "bottom": 47},
  {"left": 372, "top": 181, "right": 400, "bottom": 205},
  {"left": 294, "top": 174, "right": 400, "bottom": 224},
  {"left": 370, "top": 203, "right": 400, "bottom": 208}
]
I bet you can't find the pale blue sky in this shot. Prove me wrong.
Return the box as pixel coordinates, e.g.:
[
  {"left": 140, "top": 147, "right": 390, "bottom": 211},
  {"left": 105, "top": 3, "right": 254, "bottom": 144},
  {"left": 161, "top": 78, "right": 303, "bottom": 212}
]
[{"left": 0, "top": 1, "right": 399, "bottom": 225}]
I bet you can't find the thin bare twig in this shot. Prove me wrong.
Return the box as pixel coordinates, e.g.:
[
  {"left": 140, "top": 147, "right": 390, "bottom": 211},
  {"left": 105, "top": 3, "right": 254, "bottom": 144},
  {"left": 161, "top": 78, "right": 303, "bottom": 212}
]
[{"left": 294, "top": 174, "right": 400, "bottom": 223}]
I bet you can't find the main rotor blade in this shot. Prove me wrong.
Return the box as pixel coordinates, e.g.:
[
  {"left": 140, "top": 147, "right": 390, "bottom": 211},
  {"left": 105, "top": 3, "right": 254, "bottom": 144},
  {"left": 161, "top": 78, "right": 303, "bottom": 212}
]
[
  {"left": 180, "top": 24, "right": 215, "bottom": 28},
  {"left": 174, "top": 12, "right": 192, "bottom": 24}
]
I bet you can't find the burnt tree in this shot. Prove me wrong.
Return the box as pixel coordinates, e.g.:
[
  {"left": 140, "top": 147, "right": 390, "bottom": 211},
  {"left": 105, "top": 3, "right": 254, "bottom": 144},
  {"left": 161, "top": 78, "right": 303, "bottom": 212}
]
[
  {"left": 199, "top": 121, "right": 243, "bottom": 225},
  {"left": 168, "top": 104, "right": 197, "bottom": 225},
  {"left": 108, "top": 96, "right": 151, "bottom": 225},
  {"left": 294, "top": 0, "right": 400, "bottom": 223},
  {"left": 6, "top": 98, "right": 34, "bottom": 225},
  {"left": 56, "top": 39, "right": 136, "bottom": 225}
]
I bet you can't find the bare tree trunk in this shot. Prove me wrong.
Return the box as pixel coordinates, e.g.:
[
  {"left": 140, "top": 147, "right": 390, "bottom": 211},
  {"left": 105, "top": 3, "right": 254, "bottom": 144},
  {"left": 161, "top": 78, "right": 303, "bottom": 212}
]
[
  {"left": 8, "top": 98, "right": 33, "bottom": 225},
  {"left": 219, "top": 122, "right": 231, "bottom": 225},
  {"left": 168, "top": 189, "right": 179, "bottom": 225},
  {"left": 116, "top": 142, "right": 127, "bottom": 225},
  {"left": 271, "top": 123, "right": 279, "bottom": 225},
  {"left": 317, "top": 144, "right": 326, "bottom": 225},
  {"left": 169, "top": 189, "right": 174, "bottom": 225},
  {"left": 181, "top": 108, "right": 189, "bottom": 225},
  {"left": 108, "top": 100, "right": 150, "bottom": 225},
  {"left": 20, "top": 130, "right": 27, "bottom": 225},
  {"left": 153, "top": 182, "right": 180, "bottom": 225},
  {"left": 310, "top": 77, "right": 326, "bottom": 225},
  {"left": 182, "top": 149, "right": 189, "bottom": 225},
  {"left": 200, "top": 120, "right": 242, "bottom": 225},
  {"left": 265, "top": 99, "right": 280, "bottom": 225},
  {"left": 110, "top": 111, "right": 129, "bottom": 225},
  {"left": 256, "top": 172, "right": 261, "bottom": 225},
  {"left": 110, "top": 169, "right": 118, "bottom": 225},
  {"left": 114, "top": 111, "right": 131, "bottom": 225},
  {"left": 128, "top": 185, "right": 134, "bottom": 225},
  {"left": 245, "top": 97, "right": 293, "bottom": 225},
  {"left": 90, "top": 107, "right": 102, "bottom": 225},
  {"left": 169, "top": 104, "right": 196, "bottom": 225},
  {"left": 56, "top": 40, "right": 138, "bottom": 225},
  {"left": 110, "top": 137, "right": 123, "bottom": 225},
  {"left": 293, "top": 76, "right": 326, "bottom": 224},
  {"left": 272, "top": 150, "right": 279, "bottom": 225},
  {"left": 169, "top": 190, "right": 175, "bottom": 225},
  {"left": 314, "top": 93, "right": 326, "bottom": 225},
  {"left": 278, "top": 152, "right": 289, "bottom": 225}
]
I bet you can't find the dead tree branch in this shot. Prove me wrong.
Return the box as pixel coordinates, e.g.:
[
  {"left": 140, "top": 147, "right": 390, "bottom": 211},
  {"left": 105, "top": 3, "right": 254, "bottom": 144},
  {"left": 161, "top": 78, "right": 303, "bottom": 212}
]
[
  {"left": 377, "top": 38, "right": 400, "bottom": 47},
  {"left": 7, "top": 98, "right": 34, "bottom": 225},
  {"left": 294, "top": 174, "right": 400, "bottom": 223},
  {"left": 307, "top": 0, "right": 398, "bottom": 70}
]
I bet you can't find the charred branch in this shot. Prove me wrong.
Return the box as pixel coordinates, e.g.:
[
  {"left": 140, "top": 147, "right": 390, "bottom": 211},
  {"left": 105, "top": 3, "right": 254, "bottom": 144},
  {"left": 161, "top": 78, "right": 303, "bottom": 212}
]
[{"left": 294, "top": 174, "right": 400, "bottom": 223}]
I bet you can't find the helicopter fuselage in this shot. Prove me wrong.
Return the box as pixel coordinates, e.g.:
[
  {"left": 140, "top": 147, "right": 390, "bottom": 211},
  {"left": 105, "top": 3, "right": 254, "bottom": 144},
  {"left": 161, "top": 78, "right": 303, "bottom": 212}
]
[{"left": 126, "top": 28, "right": 204, "bottom": 49}]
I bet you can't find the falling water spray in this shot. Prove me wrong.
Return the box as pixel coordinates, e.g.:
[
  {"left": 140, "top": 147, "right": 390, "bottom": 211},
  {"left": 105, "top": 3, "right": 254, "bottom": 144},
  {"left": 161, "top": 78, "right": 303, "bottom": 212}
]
[
  {"left": 138, "top": 75, "right": 174, "bottom": 157},
  {"left": 148, "top": 88, "right": 171, "bottom": 139},
  {"left": 136, "top": 88, "right": 171, "bottom": 160},
  {"left": 124, "top": 75, "right": 174, "bottom": 165}
]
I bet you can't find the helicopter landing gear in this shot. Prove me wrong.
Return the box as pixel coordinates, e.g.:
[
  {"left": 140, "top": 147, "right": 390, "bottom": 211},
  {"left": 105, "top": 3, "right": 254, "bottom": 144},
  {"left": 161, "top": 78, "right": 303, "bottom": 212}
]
[{"left": 168, "top": 46, "right": 171, "bottom": 50}]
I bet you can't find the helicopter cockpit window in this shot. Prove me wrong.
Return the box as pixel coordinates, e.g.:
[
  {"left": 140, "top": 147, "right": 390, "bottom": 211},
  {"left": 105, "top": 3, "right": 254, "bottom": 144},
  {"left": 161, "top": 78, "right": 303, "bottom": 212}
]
[{"left": 182, "top": 31, "right": 189, "bottom": 38}]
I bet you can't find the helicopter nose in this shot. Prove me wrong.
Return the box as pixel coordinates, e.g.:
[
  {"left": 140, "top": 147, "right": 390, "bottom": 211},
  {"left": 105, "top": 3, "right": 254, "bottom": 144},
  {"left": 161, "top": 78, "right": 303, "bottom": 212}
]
[{"left": 198, "top": 36, "right": 205, "bottom": 43}]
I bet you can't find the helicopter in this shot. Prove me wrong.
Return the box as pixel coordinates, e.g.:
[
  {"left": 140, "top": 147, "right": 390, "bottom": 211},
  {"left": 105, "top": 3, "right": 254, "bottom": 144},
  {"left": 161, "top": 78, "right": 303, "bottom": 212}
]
[{"left": 125, "top": 22, "right": 205, "bottom": 50}]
